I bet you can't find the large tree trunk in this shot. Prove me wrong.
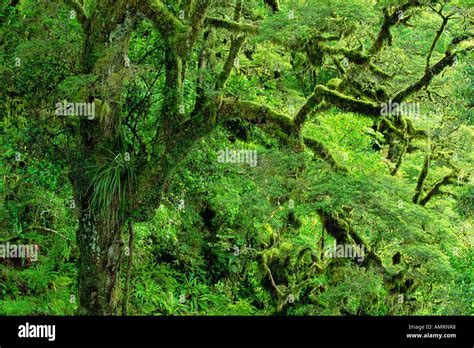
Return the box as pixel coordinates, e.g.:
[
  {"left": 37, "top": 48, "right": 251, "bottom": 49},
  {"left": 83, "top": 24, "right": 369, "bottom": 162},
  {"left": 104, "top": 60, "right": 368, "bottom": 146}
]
[
  {"left": 71, "top": 103, "right": 127, "bottom": 315},
  {"left": 76, "top": 204, "right": 125, "bottom": 315},
  {"left": 72, "top": 108, "right": 127, "bottom": 315},
  {"left": 70, "top": 4, "right": 134, "bottom": 314}
]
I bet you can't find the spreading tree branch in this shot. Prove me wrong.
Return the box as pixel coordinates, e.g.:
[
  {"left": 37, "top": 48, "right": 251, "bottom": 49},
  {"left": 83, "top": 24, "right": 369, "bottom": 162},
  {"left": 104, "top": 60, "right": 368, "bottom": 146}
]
[
  {"left": 425, "top": 8, "right": 452, "bottom": 69},
  {"left": 205, "top": 17, "right": 258, "bottom": 34},
  {"left": 313, "top": 85, "right": 381, "bottom": 117},
  {"left": 419, "top": 171, "right": 458, "bottom": 206},
  {"left": 393, "top": 44, "right": 472, "bottom": 103}
]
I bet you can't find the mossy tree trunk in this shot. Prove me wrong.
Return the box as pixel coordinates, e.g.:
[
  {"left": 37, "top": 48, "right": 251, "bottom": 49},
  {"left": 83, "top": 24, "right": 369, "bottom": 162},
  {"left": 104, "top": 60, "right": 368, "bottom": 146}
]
[{"left": 68, "top": 0, "right": 134, "bottom": 315}]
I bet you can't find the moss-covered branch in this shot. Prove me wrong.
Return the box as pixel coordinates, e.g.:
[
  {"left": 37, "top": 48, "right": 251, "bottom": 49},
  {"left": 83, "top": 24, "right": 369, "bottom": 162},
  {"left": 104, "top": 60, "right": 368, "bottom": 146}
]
[
  {"left": 140, "top": 0, "right": 187, "bottom": 38},
  {"left": 205, "top": 17, "right": 258, "bottom": 34},
  {"left": 318, "top": 211, "right": 385, "bottom": 272},
  {"left": 369, "top": 63, "right": 393, "bottom": 79},
  {"left": 293, "top": 92, "right": 322, "bottom": 134},
  {"left": 419, "top": 171, "right": 457, "bottom": 206},
  {"left": 390, "top": 140, "right": 408, "bottom": 176},
  {"left": 162, "top": 47, "right": 184, "bottom": 133},
  {"left": 319, "top": 44, "right": 369, "bottom": 65},
  {"left": 405, "top": 118, "right": 428, "bottom": 139},
  {"left": 215, "top": 1, "right": 246, "bottom": 90},
  {"left": 368, "top": 1, "right": 423, "bottom": 56},
  {"left": 184, "top": 0, "right": 212, "bottom": 57},
  {"left": 413, "top": 154, "right": 430, "bottom": 204},
  {"left": 425, "top": 10, "right": 451, "bottom": 69},
  {"left": 217, "top": 99, "right": 347, "bottom": 170},
  {"left": 392, "top": 45, "right": 472, "bottom": 104},
  {"left": 381, "top": 118, "right": 406, "bottom": 139},
  {"left": 313, "top": 85, "right": 381, "bottom": 117},
  {"left": 233, "top": 0, "right": 243, "bottom": 20},
  {"left": 264, "top": 263, "right": 284, "bottom": 296},
  {"left": 218, "top": 98, "right": 294, "bottom": 135}
]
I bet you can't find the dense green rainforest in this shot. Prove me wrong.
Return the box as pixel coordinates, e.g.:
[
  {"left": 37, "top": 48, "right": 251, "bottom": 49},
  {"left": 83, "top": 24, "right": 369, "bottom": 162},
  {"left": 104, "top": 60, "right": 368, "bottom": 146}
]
[{"left": 0, "top": 0, "right": 472, "bottom": 316}]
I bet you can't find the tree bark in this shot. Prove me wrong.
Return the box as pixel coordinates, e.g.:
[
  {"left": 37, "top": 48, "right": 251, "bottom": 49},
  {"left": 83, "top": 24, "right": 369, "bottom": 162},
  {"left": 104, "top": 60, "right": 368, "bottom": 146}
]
[{"left": 69, "top": 1, "right": 134, "bottom": 315}]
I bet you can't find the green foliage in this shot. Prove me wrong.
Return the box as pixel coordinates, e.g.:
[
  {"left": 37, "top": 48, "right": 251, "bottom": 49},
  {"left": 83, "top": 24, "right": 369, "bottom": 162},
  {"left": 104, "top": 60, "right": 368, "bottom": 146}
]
[
  {"left": 0, "top": 0, "right": 472, "bottom": 317},
  {"left": 89, "top": 149, "right": 136, "bottom": 225}
]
